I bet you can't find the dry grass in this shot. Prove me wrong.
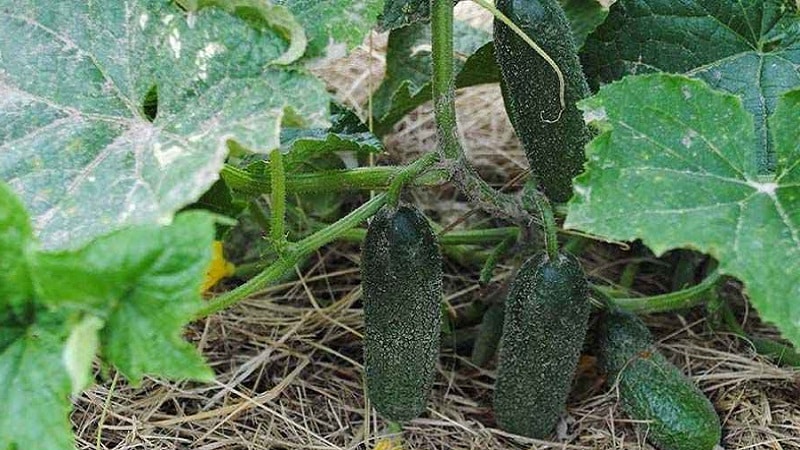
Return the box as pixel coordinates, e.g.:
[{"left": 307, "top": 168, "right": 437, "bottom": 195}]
[{"left": 72, "top": 4, "right": 800, "bottom": 449}]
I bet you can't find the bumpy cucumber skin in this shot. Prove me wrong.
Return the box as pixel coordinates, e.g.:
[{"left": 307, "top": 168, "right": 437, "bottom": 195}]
[
  {"left": 471, "top": 302, "right": 505, "bottom": 367},
  {"left": 362, "top": 205, "right": 443, "bottom": 422},
  {"left": 494, "top": 0, "right": 591, "bottom": 203},
  {"left": 494, "top": 251, "right": 590, "bottom": 438},
  {"left": 598, "top": 310, "right": 721, "bottom": 450}
]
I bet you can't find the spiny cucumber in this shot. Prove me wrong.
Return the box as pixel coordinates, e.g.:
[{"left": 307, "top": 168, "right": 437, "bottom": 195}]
[
  {"left": 361, "top": 205, "right": 443, "bottom": 421},
  {"left": 597, "top": 309, "right": 721, "bottom": 450},
  {"left": 494, "top": 251, "right": 590, "bottom": 438},
  {"left": 494, "top": 0, "right": 591, "bottom": 202}
]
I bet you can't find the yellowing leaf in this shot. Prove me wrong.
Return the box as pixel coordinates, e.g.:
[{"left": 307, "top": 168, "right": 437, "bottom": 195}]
[{"left": 202, "top": 241, "right": 235, "bottom": 292}]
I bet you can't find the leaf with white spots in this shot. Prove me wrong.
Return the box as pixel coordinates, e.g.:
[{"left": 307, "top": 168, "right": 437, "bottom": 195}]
[
  {"left": 277, "top": 0, "right": 385, "bottom": 62},
  {"left": 580, "top": 0, "right": 800, "bottom": 173},
  {"left": 566, "top": 74, "right": 800, "bottom": 347},
  {"left": 0, "top": 1, "right": 330, "bottom": 250}
]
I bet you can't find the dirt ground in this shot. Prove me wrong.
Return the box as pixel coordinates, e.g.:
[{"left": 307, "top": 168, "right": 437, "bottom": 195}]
[{"left": 72, "top": 4, "right": 800, "bottom": 449}]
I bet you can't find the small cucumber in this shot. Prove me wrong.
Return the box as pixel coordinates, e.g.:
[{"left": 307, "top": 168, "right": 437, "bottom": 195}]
[
  {"left": 494, "top": 251, "right": 590, "bottom": 438},
  {"left": 598, "top": 309, "right": 721, "bottom": 450},
  {"left": 470, "top": 302, "right": 505, "bottom": 367},
  {"left": 361, "top": 205, "right": 443, "bottom": 421},
  {"left": 494, "top": 0, "right": 591, "bottom": 202}
]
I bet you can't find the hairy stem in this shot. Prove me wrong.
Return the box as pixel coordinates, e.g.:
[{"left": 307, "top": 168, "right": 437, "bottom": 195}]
[
  {"left": 524, "top": 185, "right": 558, "bottom": 259},
  {"left": 594, "top": 270, "right": 722, "bottom": 313},
  {"left": 430, "top": 0, "right": 529, "bottom": 225},
  {"left": 197, "top": 193, "right": 387, "bottom": 318},
  {"left": 222, "top": 164, "right": 447, "bottom": 195},
  {"left": 270, "top": 149, "right": 287, "bottom": 251}
]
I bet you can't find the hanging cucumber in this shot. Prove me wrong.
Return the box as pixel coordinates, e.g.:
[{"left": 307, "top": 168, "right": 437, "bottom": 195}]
[
  {"left": 598, "top": 309, "right": 721, "bottom": 450},
  {"left": 494, "top": 251, "right": 590, "bottom": 438},
  {"left": 494, "top": 0, "right": 591, "bottom": 202},
  {"left": 361, "top": 205, "right": 443, "bottom": 421}
]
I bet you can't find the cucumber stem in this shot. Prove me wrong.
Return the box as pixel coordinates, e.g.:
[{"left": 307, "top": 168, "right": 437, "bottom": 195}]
[
  {"left": 197, "top": 193, "right": 388, "bottom": 318},
  {"left": 431, "top": 0, "right": 530, "bottom": 225},
  {"left": 524, "top": 186, "right": 558, "bottom": 260},
  {"left": 270, "top": 149, "right": 288, "bottom": 252},
  {"left": 479, "top": 233, "right": 517, "bottom": 285},
  {"left": 593, "top": 270, "right": 722, "bottom": 313},
  {"left": 386, "top": 152, "right": 440, "bottom": 206},
  {"left": 711, "top": 289, "right": 800, "bottom": 367},
  {"left": 469, "top": 0, "right": 566, "bottom": 121},
  {"left": 222, "top": 164, "right": 447, "bottom": 195}
]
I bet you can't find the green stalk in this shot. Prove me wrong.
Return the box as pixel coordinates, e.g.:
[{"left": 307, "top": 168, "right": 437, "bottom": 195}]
[
  {"left": 711, "top": 289, "right": 800, "bottom": 367},
  {"left": 430, "top": 0, "right": 529, "bottom": 225},
  {"left": 479, "top": 233, "right": 517, "bottom": 285},
  {"left": 222, "top": 164, "right": 447, "bottom": 195},
  {"left": 594, "top": 270, "right": 722, "bottom": 314},
  {"left": 386, "top": 152, "right": 440, "bottom": 206},
  {"left": 196, "top": 193, "right": 387, "bottom": 318},
  {"left": 270, "top": 149, "right": 287, "bottom": 251},
  {"left": 524, "top": 186, "right": 558, "bottom": 259}
]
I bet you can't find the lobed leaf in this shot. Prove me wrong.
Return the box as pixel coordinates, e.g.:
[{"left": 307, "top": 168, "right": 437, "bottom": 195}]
[
  {"left": 580, "top": 0, "right": 800, "bottom": 172},
  {"left": 0, "top": 1, "right": 329, "bottom": 250},
  {"left": 566, "top": 74, "right": 800, "bottom": 348}
]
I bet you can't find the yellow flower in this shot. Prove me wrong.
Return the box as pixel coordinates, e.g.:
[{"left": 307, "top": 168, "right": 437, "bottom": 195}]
[
  {"left": 373, "top": 437, "right": 403, "bottom": 450},
  {"left": 201, "top": 241, "right": 235, "bottom": 292}
]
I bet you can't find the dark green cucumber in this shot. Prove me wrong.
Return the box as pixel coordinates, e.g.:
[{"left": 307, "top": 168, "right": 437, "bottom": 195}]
[
  {"left": 470, "top": 302, "right": 505, "bottom": 366},
  {"left": 494, "top": 0, "right": 591, "bottom": 202},
  {"left": 598, "top": 309, "right": 721, "bottom": 450},
  {"left": 361, "top": 205, "right": 443, "bottom": 421},
  {"left": 494, "top": 251, "right": 590, "bottom": 438}
]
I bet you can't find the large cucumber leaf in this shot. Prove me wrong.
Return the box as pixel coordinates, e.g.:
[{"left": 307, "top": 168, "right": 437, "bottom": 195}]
[
  {"left": 0, "top": 1, "right": 329, "bottom": 250},
  {"left": 580, "top": 0, "right": 800, "bottom": 172},
  {"left": 566, "top": 74, "right": 800, "bottom": 348}
]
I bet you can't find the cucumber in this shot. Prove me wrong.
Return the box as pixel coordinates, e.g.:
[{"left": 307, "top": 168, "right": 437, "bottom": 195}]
[
  {"left": 361, "top": 204, "right": 443, "bottom": 421},
  {"left": 470, "top": 302, "right": 505, "bottom": 367},
  {"left": 494, "top": 251, "right": 590, "bottom": 438},
  {"left": 494, "top": 0, "right": 591, "bottom": 202},
  {"left": 598, "top": 309, "right": 721, "bottom": 450}
]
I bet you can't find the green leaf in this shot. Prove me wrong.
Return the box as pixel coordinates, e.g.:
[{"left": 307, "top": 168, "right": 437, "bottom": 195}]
[
  {"left": 0, "top": 183, "right": 34, "bottom": 310},
  {"left": 32, "top": 211, "right": 216, "bottom": 384},
  {"left": 101, "top": 211, "right": 215, "bottom": 383},
  {"left": 559, "top": 0, "right": 609, "bottom": 48},
  {"left": 566, "top": 74, "right": 800, "bottom": 348},
  {"left": 281, "top": 103, "right": 384, "bottom": 164},
  {"left": 278, "top": 0, "right": 385, "bottom": 61},
  {"left": 377, "top": 0, "right": 462, "bottom": 31},
  {"left": 0, "top": 312, "right": 75, "bottom": 450},
  {"left": 0, "top": 1, "right": 329, "bottom": 250},
  {"left": 372, "top": 21, "right": 499, "bottom": 135},
  {"left": 179, "top": 0, "right": 308, "bottom": 65},
  {"left": 580, "top": 0, "right": 800, "bottom": 172},
  {"left": 378, "top": 0, "right": 433, "bottom": 30}
]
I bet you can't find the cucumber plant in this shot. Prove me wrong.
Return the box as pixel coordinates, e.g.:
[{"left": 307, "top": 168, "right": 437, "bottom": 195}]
[{"left": 1, "top": 0, "right": 798, "bottom": 449}]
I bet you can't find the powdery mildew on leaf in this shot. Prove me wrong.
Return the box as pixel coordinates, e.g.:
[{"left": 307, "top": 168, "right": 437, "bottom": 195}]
[
  {"left": 566, "top": 74, "right": 800, "bottom": 348},
  {"left": 0, "top": 1, "right": 329, "bottom": 249},
  {"left": 277, "top": 0, "right": 385, "bottom": 63}
]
